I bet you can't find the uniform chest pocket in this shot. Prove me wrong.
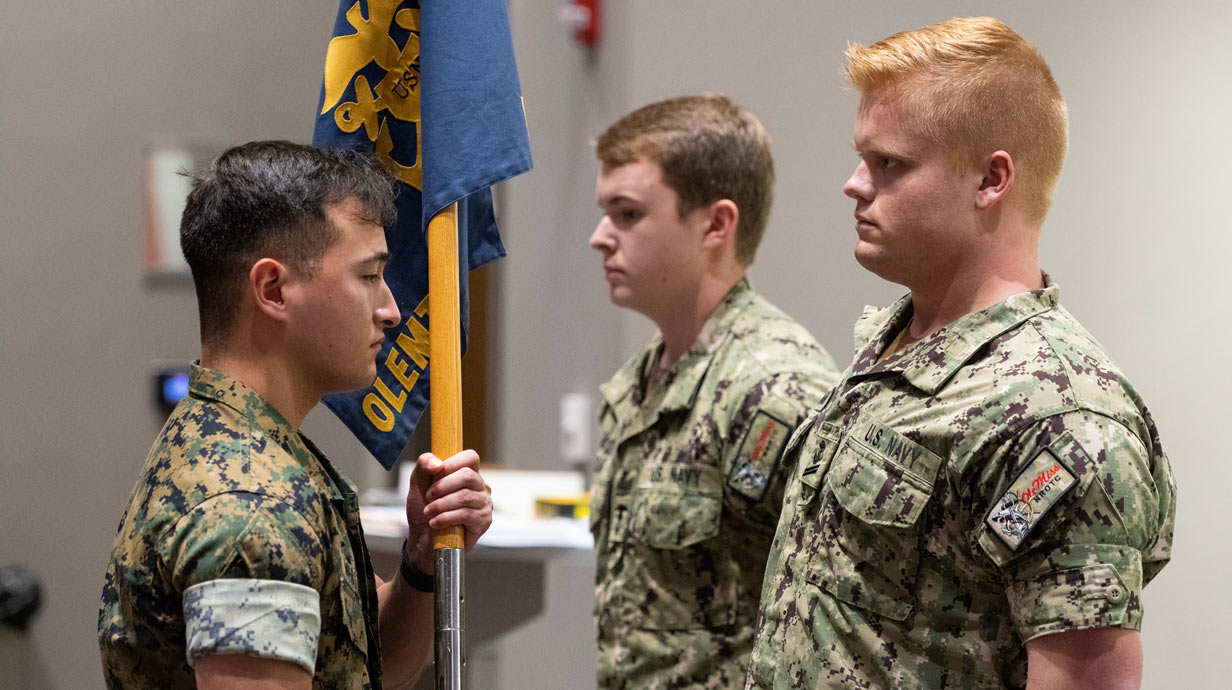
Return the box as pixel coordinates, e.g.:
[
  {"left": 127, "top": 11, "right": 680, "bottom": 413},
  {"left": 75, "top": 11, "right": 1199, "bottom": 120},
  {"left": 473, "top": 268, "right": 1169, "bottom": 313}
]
[
  {"left": 337, "top": 573, "right": 369, "bottom": 656},
  {"left": 305, "top": 534, "right": 371, "bottom": 686},
  {"left": 808, "top": 428, "right": 940, "bottom": 622},
  {"left": 633, "top": 462, "right": 722, "bottom": 548},
  {"left": 619, "top": 463, "right": 734, "bottom": 630}
]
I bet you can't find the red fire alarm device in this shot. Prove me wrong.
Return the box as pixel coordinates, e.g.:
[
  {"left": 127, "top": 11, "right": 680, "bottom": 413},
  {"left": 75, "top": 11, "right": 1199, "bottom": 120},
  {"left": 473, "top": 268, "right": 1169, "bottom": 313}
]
[{"left": 562, "top": 0, "right": 600, "bottom": 45}]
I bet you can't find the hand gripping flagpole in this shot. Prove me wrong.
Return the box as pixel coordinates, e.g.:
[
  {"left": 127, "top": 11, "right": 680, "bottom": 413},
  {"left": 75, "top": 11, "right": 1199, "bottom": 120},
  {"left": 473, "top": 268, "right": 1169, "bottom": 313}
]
[{"left": 427, "top": 202, "right": 466, "bottom": 690}]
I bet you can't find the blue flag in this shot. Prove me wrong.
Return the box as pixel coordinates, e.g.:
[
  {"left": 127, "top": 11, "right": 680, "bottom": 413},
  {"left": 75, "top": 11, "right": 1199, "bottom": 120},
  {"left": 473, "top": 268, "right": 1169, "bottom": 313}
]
[{"left": 313, "top": 0, "right": 532, "bottom": 469}]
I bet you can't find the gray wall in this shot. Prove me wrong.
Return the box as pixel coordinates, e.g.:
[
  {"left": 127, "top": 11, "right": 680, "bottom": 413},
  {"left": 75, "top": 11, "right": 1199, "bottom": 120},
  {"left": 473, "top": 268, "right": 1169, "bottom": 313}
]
[{"left": 1, "top": 1, "right": 1227, "bottom": 688}]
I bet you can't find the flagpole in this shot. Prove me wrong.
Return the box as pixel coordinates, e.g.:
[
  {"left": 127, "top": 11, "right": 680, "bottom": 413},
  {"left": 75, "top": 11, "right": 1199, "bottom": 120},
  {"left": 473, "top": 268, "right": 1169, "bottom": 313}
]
[{"left": 427, "top": 202, "right": 466, "bottom": 690}]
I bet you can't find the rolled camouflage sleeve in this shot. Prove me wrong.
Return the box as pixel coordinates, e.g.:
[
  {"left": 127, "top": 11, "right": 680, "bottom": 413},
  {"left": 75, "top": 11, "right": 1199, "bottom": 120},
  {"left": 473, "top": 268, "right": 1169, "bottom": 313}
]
[
  {"left": 974, "top": 410, "right": 1175, "bottom": 641},
  {"left": 182, "top": 578, "right": 321, "bottom": 672}
]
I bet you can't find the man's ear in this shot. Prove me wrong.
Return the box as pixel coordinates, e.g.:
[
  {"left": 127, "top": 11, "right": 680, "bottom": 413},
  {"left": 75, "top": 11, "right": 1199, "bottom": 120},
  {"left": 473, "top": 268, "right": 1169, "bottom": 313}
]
[
  {"left": 250, "top": 258, "right": 293, "bottom": 322},
  {"left": 701, "top": 199, "right": 739, "bottom": 250},
  {"left": 975, "top": 151, "right": 1014, "bottom": 210}
]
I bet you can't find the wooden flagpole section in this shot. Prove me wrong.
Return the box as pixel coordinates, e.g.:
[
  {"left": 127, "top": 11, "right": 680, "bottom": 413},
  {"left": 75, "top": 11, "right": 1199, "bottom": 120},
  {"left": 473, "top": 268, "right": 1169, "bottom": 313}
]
[
  {"left": 427, "top": 202, "right": 466, "bottom": 690},
  {"left": 427, "top": 204, "right": 467, "bottom": 547}
]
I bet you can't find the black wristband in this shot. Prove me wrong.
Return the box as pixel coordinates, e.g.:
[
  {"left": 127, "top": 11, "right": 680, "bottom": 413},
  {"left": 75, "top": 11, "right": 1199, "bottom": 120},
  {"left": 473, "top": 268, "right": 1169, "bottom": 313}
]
[{"left": 399, "top": 539, "right": 435, "bottom": 593}]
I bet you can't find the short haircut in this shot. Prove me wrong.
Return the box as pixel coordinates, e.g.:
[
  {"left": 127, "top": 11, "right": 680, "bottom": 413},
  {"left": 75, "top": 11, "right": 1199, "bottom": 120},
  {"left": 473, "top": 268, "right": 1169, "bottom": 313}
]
[
  {"left": 845, "top": 17, "right": 1068, "bottom": 223},
  {"left": 595, "top": 93, "right": 775, "bottom": 265},
  {"left": 180, "top": 140, "right": 397, "bottom": 346}
]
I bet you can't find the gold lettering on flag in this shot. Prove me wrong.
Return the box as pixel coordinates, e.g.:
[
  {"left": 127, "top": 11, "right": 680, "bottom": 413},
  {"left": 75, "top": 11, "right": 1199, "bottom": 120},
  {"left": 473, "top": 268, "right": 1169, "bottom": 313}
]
[{"left": 364, "top": 296, "right": 430, "bottom": 431}]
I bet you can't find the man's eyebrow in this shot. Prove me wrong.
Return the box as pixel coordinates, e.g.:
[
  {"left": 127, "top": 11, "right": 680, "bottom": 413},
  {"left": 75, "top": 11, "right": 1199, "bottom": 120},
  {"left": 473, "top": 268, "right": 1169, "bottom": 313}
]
[
  {"left": 852, "top": 140, "right": 910, "bottom": 160},
  {"left": 597, "top": 193, "right": 640, "bottom": 208},
  {"left": 851, "top": 139, "right": 880, "bottom": 155},
  {"left": 356, "top": 251, "right": 390, "bottom": 266}
]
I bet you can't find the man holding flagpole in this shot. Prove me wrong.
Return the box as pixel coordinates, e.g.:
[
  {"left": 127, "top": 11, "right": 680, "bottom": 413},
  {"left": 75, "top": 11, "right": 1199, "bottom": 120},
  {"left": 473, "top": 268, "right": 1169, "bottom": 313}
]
[
  {"left": 100, "top": 0, "right": 531, "bottom": 686},
  {"left": 98, "top": 141, "right": 492, "bottom": 690}
]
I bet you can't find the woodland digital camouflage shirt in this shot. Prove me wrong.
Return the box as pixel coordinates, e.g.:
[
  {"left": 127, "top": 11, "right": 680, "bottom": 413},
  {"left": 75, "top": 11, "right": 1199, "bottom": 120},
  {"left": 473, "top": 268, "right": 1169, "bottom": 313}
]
[
  {"left": 99, "top": 364, "right": 383, "bottom": 690},
  {"left": 591, "top": 279, "right": 839, "bottom": 689},
  {"left": 746, "top": 277, "right": 1176, "bottom": 689}
]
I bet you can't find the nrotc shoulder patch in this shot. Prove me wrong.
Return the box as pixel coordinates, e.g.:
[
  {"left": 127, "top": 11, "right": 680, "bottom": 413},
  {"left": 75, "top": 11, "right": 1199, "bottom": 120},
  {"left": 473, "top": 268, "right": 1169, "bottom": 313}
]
[
  {"left": 727, "top": 409, "right": 793, "bottom": 501},
  {"left": 986, "top": 448, "right": 1079, "bottom": 550}
]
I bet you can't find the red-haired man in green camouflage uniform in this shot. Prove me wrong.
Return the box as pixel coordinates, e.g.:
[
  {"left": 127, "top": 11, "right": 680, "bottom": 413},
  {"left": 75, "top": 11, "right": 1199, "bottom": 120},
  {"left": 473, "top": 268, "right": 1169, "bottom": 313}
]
[{"left": 746, "top": 18, "right": 1175, "bottom": 690}]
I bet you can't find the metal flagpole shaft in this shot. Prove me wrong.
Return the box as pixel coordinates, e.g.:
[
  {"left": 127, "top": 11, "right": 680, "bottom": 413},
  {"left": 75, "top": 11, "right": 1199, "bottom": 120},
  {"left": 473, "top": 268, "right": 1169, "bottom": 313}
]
[
  {"left": 434, "top": 547, "right": 464, "bottom": 689},
  {"left": 427, "top": 202, "right": 466, "bottom": 690}
]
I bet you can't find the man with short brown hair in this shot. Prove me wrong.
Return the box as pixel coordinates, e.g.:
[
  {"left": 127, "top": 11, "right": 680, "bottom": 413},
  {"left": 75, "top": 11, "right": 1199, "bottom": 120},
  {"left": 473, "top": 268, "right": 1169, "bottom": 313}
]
[
  {"left": 588, "top": 94, "right": 838, "bottom": 689},
  {"left": 99, "top": 141, "right": 493, "bottom": 690}
]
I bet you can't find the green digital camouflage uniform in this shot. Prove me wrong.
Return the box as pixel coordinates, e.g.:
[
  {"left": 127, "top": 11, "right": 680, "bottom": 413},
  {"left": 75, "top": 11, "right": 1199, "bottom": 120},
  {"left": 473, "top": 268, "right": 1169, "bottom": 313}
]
[
  {"left": 99, "top": 363, "right": 383, "bottom": 690},
  {"left": 591, "top": 279, "right": 839, "bottom": 689},
  {"left": 746, "top": 276, "right": 1176, "bottom": 690}
]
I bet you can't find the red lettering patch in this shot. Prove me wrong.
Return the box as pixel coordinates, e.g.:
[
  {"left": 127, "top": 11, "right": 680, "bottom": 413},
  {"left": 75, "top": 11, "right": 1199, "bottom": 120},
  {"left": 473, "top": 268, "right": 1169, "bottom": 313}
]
[
  {"left": 986, "top": 450, "right": 1078, "bottom": 550},
  {"left": 728, "top": 409, "right": 792, "bottom": 501}
]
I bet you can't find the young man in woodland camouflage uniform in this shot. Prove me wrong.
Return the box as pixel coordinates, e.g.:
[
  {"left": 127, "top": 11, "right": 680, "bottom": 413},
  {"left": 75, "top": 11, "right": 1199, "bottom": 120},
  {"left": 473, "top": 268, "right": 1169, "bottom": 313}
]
[
  {"left": 587, "top": 94, "right": 839, "bottom": 689},
  {"left": 99, "top": 141, "right": 493, "bottom": 690},
  {"left": 746, "top": 18, "right": 1176, "bottom": 690}
]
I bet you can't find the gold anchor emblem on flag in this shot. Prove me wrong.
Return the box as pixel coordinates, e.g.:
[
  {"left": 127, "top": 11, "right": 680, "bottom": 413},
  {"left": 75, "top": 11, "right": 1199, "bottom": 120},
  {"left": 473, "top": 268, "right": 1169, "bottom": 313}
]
[{"left": 320, "top": 0, "right": 423, "bottom": 190}]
